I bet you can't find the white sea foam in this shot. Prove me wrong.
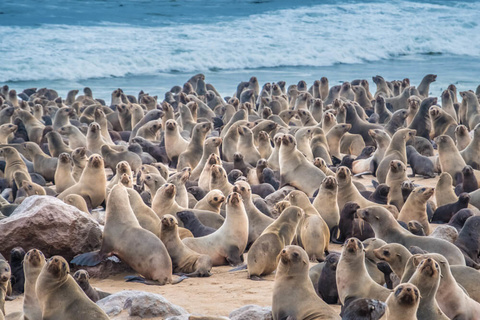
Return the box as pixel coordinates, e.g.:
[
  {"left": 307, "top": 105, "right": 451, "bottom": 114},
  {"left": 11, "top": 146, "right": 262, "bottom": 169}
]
[{"left": 1, "top": 1, "right": 479, "bottom": 82}]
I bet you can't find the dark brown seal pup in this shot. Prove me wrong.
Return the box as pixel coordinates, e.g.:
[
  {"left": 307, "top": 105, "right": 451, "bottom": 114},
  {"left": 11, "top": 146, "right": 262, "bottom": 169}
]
[
  {"left": 431, "top": 193, "right": 470, "bottom": 223},
  {"left": 455, "top": 216, "right": 480, "bottom": 267},
  {"left": 406, "top": 145, "right": 435, "bottom": 178},
  {"left": 448, "top": 208, "right": 474, "bottom": 232},
  {"left": 318, "top": 252, "right": 341, "bottom": 304},
  {"left": 341, "top": 298, "right": 386, "bottom": 320},
  {"left": 408, "top": 97, "right": 437, "bottom": 140},
  {"left": 334, "top": 202, "right": 374, "bottom": 243},
  {"left": 177, "top": 211, "right": 217, "bottom": 237},
  {"left": 9, "top": 247, "right": 25, "bottom": 295},
  {"left": 73, "top": 270, "right": 110, "bottom": 302},
  {"left": 455, "top": 165, "right": 479, "bottom": 195}
]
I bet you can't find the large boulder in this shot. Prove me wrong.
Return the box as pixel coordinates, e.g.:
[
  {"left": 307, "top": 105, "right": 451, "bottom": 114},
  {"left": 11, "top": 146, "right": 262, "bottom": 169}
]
[
  {"left": 0, "top": 195, "right": 102, "bottom": 260},
  {"left": 229, "top": 305, "right": 273, "bottom": 320},
  {"left": 98, "top": 291, "right": 187, "bottom": 318}
]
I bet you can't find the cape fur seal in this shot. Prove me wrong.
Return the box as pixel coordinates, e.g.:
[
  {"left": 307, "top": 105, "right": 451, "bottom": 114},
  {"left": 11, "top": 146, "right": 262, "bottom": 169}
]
[{"left": 272, "top": 245, "right": 340, "bottom": 320}]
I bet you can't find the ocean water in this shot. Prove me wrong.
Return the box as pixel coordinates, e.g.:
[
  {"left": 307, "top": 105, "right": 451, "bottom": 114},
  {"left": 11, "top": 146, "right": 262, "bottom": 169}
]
[{"left": 1, "top": 0, "right": 479, "bottom": 102}]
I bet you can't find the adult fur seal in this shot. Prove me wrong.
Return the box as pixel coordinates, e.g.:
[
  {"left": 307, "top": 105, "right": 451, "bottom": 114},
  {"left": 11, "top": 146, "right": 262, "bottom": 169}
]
[
  {"left": 337, "top": 238, "right": 391, "bottom": 307},
  {"left": 160, "top": 214, "right": 213, "bottom": 277},
  {"left": 278, "top": 134, "right": 325, "bottom": 197},
  {"left": 286, "top": 190, "right": 330, "bottom": 262},
  {"left": 312, "top": 176, "right": 340, "bottom": 231},
  {"left": 407, "top": 257, "right": 449, "bottom": 320},
  {"left": 357, "top": 206, "right": 465, "bottom": 265},
  {"left": 247, "top": 206, "right": 302, "bottom": 278},
  {"left": 272, "top": 245, "right": 340, "bottom": 320},
  {"left": 376, "top": 128, "right": 416, "bottom": 184},
  {"left": 384, "top": 283, "right": 420, "bottom": 320},
  {"left": 182, "top": 192, "right": 248, "bottom": 266},
  {"left": 403, "top": 253, "right": 480, "bottom": 319},
  {"left": 36, "top": 256, "right": 109, "bottom": 319},
  {"left": 58, "top": 154, "right": 106, "bottom": 210},
  {"left": 398, "top": 187, "right": 434, "bottom": 235},
  {"left": 21, "top": 249, "right": 46, "bottom": 320},
  {"left": 71, "top": 184, "right": 175, "bottom": 285}
]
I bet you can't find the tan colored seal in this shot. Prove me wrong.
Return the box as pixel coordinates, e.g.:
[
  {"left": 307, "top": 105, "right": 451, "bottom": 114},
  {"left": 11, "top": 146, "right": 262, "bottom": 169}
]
[
  {"left": 398, "top": 186, "right": 434, "bottom": 235},
  {"left": 407, "top": 257, "right": 449, "bottom": 320},
  {"left": 386, "top": 160, "right": 408, "bottom": 210},
  {"left": 54, "top": 153, "right": 76, "bottom": 194},
  {"left": 286, "top": 190, "right": 330, "bottom": 262},
  {"left": 247, "top": 206, "right": 302, "bottom": 278},
  {"left": 22, "top": 249, "right": 46, "bottom": 320},
  {"left": 435, "top": 172, "right": 458, "bottom": 207},
  {"left": 71, "top": 184, "right": 174, "bottom": 285},
  {"left": 233, "top": 180, "right": 274, "bottom": 246},
  {"left": 63, "top": 194, "right": 89, "bottom": 213},
  {"left": 36, "top": 256, "right": 109, "bottom": 319},
  {"left": 58, "top": 154, "right": 107, "bottom": 210},
  {"left": 160, "top": 214, "right": 212, "bottom": 277},
  {"left": 183, "top": 192, "right": 248, "bottom": 266},
  {"left": 0, "top": 146, "right": 31, "bottom": 188},
  {"left": 384, "top": 283, "right": 420, "bottom": 320},
  {"left": 357, "top": 206, "right": 465, "bottom": 266},
  {"left": 337, "top": 238, "right": 391, "bottom": 306},
  {"left": 312, "top": 176, "right": 340, "bottom": 231},
  {"left": 279, "top": 134, "right": 325, "bottom": 197},
  {"left": 194, "top": 189, "right": 225, "bottom": 214},
  {"left": 272, "top": 245, "right": 340, "bottom": 320},
  {"left": 376, "top": 128, "right": 416, "bottom": 183}
]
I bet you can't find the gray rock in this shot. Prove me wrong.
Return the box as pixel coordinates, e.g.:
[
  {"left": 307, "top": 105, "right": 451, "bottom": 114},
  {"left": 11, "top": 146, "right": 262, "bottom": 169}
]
[
  {"left": 98, "top": 290, "right": 187, "bottom": 318},
  {"left": 0, "top": 195, "right": 102, "bottom": 260},
  {"left": 229, "top": 305, "right": 273, "bottom": 320}
]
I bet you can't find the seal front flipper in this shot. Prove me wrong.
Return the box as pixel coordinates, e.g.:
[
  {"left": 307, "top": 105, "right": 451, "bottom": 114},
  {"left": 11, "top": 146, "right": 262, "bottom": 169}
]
[
  {"left": 125, "top": 275, "right": 187, "bottom": 285},
  {"left": 71, "top": 251, "right": 105, "bottom": 267},
  {"left": 229, "top": 264, "right": 247, "bottom": 272},
  {"left": 226, "top": 246, "right": 244, "bottom": 266}
]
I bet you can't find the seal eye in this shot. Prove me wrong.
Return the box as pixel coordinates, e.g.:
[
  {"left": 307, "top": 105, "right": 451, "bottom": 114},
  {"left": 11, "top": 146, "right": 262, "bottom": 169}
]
[
  {"left": 383, "top": 250, "right": 390, "bottom": 256},
  {"left": 214, "top": 197, "right": 218, "bottom": 201},
  {"left": 395, "top": 287, "right": 403, "bottom": 296}
]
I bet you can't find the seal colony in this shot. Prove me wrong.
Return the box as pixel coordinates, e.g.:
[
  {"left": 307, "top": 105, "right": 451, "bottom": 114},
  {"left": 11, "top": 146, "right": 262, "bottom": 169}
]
[{"left": 0, "top": 74, "right": 480, "bottom": 319}]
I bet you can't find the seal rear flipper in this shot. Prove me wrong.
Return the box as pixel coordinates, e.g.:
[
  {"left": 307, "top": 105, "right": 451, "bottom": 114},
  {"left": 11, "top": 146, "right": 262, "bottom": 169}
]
[
  {"left": 330, "top": 226, "right": 344, "bottom": 244},
  {"left": 248, "top": 275, "right": 264, "bottom": 281},
  {"left": 463, "top": 255, "right": 480, "bottom": 270},
  {"left": 71, "top": 251, "right": 105, "bottom": 267},
  {"left": 371, "top": 180, "right": 379, "bottom": 189},
  {"left": 229, "top": 264, "right": 247, "bottom": 272}
]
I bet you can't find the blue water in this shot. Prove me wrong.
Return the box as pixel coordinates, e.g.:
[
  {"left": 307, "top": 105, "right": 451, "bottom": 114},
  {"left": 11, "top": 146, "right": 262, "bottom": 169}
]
[{"left": 1, "top": 0, "right": 479, "bottom": 101}]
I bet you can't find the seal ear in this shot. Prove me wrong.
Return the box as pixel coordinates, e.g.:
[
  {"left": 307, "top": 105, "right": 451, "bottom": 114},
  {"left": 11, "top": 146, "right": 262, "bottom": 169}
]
[{"left": 375, "top": 215, "right": 379, "bottom": 220}]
